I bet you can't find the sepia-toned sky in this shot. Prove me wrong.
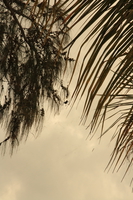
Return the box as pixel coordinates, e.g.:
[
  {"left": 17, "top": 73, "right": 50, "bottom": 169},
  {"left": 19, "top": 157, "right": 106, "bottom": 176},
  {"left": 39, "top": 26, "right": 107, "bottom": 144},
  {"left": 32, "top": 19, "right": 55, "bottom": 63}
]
[
  {"left": 0, "top": 100, "right": 133, "bottom": 200},
  {"left": 0, "top": 1, "right": 133, "bottom": 199}
]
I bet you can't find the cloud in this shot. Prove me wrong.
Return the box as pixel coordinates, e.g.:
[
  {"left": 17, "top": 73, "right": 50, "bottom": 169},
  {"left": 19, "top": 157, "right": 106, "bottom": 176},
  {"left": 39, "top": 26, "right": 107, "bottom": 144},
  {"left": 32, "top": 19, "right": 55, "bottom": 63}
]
[
  {"left": 0, "top": 179, "right": 21, "bottom": 200},
  {"left": 0, "top": 100, "right": 133, "bottom": 200}
]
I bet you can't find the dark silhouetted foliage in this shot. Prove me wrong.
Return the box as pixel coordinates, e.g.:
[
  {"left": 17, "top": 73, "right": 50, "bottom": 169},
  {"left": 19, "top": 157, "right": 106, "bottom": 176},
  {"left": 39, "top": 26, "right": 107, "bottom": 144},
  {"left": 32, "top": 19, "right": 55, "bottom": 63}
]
[
  {"left": 0, "top": 0, "right": 71, "bottom": 153},
  {"left": 63, "top": 0, "right": 133, "bottom": 179}
]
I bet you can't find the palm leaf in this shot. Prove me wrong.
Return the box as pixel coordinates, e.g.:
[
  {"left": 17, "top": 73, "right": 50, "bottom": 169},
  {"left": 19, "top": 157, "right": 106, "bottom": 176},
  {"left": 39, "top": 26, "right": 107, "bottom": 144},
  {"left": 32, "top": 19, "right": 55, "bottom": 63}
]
[{"left": 63, "top": 0, "right": 133, "bottom": 175}]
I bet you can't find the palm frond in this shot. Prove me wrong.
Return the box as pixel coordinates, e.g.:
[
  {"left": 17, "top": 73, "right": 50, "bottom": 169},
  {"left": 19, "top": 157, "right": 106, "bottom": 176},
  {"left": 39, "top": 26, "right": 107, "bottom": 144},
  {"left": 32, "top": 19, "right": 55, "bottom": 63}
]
[{"left": 63, "top": 0, "right": 133, "bottom": 174}]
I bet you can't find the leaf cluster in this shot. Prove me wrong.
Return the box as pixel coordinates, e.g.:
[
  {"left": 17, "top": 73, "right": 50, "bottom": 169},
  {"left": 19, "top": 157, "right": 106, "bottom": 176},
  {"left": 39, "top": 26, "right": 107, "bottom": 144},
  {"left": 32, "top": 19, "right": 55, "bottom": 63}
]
[
  {"left": 0, "top": 0, "right": 71, "bottom": 153},
  {"left": 63, "top": 0, "right": 133, "bottom": 176}
]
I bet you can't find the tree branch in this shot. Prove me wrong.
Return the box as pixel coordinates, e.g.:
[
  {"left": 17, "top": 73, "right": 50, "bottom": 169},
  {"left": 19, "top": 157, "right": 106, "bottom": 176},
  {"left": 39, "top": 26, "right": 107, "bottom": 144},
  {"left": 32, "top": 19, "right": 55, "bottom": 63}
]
[
  {"left": 3, "top": 0, "right": 29, "bottom": 44},
  {"left": 0, "top": 136, "right": 10, "bottom": 146}
]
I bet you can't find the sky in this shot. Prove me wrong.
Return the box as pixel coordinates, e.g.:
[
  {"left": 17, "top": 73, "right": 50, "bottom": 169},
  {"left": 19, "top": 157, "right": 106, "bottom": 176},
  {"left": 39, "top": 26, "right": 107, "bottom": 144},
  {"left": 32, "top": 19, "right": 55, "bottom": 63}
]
[
  {"left": 0, "top": 100, "right": 133, "bottom": 200},
  {"left": 0, "top": 1, "right": 133, "bottom": 200}
]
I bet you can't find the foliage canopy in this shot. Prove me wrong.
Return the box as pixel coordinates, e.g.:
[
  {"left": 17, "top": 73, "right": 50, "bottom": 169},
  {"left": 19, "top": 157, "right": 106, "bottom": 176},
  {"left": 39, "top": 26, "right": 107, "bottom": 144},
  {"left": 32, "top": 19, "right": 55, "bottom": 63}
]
[{"left": 0, "top": 0, "right": 71, "bottom": 152}]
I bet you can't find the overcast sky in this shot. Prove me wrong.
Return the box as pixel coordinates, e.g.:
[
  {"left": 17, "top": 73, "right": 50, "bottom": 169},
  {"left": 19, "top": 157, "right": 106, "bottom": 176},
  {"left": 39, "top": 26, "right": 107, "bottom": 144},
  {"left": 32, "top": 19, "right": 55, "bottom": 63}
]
[
  {"left": 0, "top": 100, "right": 133, "bottom": 200},
  {"left": 1, "top": 1, "right": 133, "bottom": 200}
]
